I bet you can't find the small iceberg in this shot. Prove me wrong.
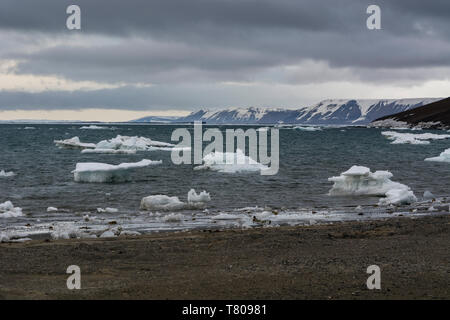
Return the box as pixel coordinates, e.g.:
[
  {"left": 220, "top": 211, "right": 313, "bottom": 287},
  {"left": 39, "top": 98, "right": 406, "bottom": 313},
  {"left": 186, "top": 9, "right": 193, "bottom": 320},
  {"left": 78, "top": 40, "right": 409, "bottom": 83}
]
[
  {"left": 140, "top": 195, "right": 186, "bottom": 211},
  {"left": 54, "top": 136, "right": 96, "bottom": 150},
  {"left": 381, "top": 131, "right": 450, "bottom": 145},
  {"left": 81, "top": 148, "right": 137, "bottom": 154},
  {"left": 0, "top": 170, "right": 15, "bottom": 177},
  {"left": 328, "top": 165, "right": 416, "bottom": 205},
  {"left": 194, "top": 149, "right": 269, "bottom": 174},
  {"left": 425, "top": 148, "right": 450, "bottom": 163},
  {"left": 140, "top": 189, "right": 211, "bottom": 211},
  {"left": 72, "top": 159, "right": 162, "bottom": 183},
  {"left": 0, "top": 201, "right": 23, "bottom": 218}
]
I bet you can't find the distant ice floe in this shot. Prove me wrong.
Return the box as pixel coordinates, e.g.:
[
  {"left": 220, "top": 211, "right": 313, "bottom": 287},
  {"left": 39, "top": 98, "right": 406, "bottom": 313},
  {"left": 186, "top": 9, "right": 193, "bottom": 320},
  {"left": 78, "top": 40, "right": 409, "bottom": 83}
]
[
  {"left": 140, "top": 189, "right": 211, "bottom": 212},
  {"left": 381, "top": 131, "right": 450, "bottom": 145},
  {"left": 79, "top": 125, "right": 114, "bottom": 130},
  {"left": 81, "top": 148, "right": 137, "bottom": 154},
  {"left": 425, "top": 148, "right": 450, "bottom": 163},
  {"left": 24, "top": 126, "right": 36, "bottom": 130},
  {"left": 328, "top": 165, "right": 417, "bottom": 205},
  {"left": 194, "top": 149, "right": 269, "bottom": 173},
  {"left": 47, "top": 207, "right": 58, "bottom": 212},
  {"left": 72, "top": 159, "right": 162, "bottom": 183},
  {"left": 294, "top": 126, "right": 322, "bottom": 131},
  {"left": 0, "top": 170, "right": 15, "bottom": 177},
  {"left": 0, "top": 201, "right": 23, "bottom": 218},
  {"left": 54, "top": 136, "right": 96, "bottom": 150}
]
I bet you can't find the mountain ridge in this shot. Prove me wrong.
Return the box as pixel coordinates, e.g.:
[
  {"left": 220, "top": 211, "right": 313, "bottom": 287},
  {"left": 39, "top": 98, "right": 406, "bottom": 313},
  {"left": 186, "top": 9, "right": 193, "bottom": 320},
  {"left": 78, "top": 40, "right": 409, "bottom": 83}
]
[{"left": 133, "top": 98, "right": 443, "bottom": 125}]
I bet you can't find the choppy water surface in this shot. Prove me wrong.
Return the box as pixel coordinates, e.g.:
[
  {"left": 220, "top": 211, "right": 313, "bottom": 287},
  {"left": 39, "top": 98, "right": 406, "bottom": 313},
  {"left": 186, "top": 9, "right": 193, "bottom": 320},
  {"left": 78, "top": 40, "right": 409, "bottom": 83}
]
[{"left": 0, "top": 124, "right": 449, "bottom": 240}]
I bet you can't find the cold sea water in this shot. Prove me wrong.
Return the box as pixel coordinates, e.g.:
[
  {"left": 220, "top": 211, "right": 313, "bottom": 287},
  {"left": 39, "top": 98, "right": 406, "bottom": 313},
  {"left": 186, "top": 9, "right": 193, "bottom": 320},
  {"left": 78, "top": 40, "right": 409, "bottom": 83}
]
[{"left": 0, "top": 123, "right": 449, "bottom": 240}]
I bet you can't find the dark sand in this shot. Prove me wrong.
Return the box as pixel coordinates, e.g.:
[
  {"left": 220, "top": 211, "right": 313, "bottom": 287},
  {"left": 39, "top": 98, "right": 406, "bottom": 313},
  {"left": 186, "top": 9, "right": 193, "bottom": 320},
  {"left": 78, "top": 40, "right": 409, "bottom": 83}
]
[{"left": 0, "top": 214, "right": 449, "bottom": 300}]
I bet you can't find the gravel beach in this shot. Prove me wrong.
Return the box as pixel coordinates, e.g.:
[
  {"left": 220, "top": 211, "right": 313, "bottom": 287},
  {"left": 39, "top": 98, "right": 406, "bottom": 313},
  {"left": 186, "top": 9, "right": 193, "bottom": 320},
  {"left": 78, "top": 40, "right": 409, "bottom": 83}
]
[{"left": 0, "top": 214, "right": 448, "bottom": 299}]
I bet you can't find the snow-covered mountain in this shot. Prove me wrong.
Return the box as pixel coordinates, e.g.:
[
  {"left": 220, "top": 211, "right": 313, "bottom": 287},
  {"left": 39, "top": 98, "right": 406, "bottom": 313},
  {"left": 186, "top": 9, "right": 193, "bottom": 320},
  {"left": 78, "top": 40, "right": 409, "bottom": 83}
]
[{"left": 171, "top": 98, "right": 441, "bottom": 125}]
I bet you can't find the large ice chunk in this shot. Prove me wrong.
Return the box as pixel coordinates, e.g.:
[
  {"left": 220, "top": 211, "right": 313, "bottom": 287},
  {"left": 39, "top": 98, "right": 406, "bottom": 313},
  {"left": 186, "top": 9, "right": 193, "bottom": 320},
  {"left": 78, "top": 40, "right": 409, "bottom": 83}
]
[
  {"left": 140, "top": 195, "right": 186, "bottom": 211},
  {"left": 72, "top": 159, "right": 162, "bottom": 183},
  {"left": 425, "top": 148, "right": 450, "bottom": 163},
  {"left": 328, "top": 165, "right": 416, "bottom": 205},
  {"left": 140, "top": 189, "right": 212, "bottom": 211},
  {"left": 194, "top": 149, "right": 269, "bottom": 173},
  {"left": 0, "top": 201, "right": 23, "bottom": 218}
]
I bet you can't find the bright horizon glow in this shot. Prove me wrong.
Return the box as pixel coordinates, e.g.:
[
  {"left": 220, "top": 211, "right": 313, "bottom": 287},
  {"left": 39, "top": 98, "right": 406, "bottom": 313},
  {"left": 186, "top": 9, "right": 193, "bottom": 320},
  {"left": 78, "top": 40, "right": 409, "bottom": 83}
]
[{"left": 0, "top": 109, "right": 191, "bottom": 122}]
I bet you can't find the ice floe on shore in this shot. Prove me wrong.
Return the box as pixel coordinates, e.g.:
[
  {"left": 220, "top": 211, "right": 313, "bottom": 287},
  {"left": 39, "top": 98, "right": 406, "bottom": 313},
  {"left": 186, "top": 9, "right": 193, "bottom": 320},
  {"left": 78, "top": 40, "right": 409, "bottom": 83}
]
[
  {"left": 0, "top": 170, "right": 15, "bottom": 177},
  {"left": 425, "top": 148, "right": 450, "bottom": 163},
  {"left": 54, "top": 136, "right": 96, "bottom": 150},
  {"left": 194, "top": 149, "right": 269, "bottom": 173},
  {"left": 72, "top": 159, "right": 162, "bottom": 183},
  {"left": 381, "top": 131, "right": 450, "bottom": 145},
  {"left": 328, "top": 166, "right": 417, "bottom": 205},
  {"left": 140, "top": 189, "right": 211, "bottom": 212},
  {"left": 0, "top": 201, "right": 23, "bottom": 218}
]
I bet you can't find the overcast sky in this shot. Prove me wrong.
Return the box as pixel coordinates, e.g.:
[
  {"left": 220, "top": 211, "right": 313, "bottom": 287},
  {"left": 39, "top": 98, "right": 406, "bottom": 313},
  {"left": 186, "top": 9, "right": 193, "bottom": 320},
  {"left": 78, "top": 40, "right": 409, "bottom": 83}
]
[{"left": 0, "top": 0, "right": 449, "bottom": 120}]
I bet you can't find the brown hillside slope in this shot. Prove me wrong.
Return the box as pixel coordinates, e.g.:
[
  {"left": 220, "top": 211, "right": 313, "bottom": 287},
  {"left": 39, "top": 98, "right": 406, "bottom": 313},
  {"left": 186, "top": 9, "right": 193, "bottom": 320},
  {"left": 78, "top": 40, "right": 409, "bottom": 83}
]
[{"left": 374, "top": 97, "right": 450, "bottom": 128}]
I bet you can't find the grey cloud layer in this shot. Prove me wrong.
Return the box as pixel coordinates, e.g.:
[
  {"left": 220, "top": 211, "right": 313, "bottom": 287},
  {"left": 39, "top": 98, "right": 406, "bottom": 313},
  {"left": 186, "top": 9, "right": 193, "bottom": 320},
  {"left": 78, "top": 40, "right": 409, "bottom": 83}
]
[{"left": 0, "top": 0, "right": 449, "bottom": 110}]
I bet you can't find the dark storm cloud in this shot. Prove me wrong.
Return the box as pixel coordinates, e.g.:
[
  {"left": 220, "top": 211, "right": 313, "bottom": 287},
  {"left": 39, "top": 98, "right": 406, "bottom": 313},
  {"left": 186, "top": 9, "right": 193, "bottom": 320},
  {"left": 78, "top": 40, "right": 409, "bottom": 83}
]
[{"left": 0, "top": 0, "right": 449, "bottom": 110}]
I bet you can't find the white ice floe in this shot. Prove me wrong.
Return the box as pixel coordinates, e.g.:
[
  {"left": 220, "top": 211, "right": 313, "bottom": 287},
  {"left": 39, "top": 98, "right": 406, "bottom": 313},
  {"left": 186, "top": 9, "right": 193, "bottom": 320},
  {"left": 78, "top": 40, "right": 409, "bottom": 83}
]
[
  {"left": 369, "top": 119, "right": 409, "bottom": 128},
  {"left": 140, "top": 195, "right": 186, "bottom": 211},
  {"left": 54, "top": 136, "right": 96, "bottom": 149},
  {"left": 381, "top": 131, "right": 450, "bottom": 145},
  {"left": 72, "top": 159, "right": 162, "bottom": 183},
  {"left": 97, "top": 207, "right": 119, "bottom": 213},
  {"left": 187, "top": 189, "right": 211, "bottom": 204},
  {"left": 160, "top": 213, "right": 186, "bottom": 222},
  {"left": 81, "top": 148, "right": 137, "bottom": 154},
  {"left": 80, "top": 125, "right": 113, "bottom": 130},
  {"left": 328, "top": 165, "right": 416, "bottom": 205},
  {"left": 94, "top": 135, "right": 174, "bottom": 152},
  {"left": 0, "top": 170, "right": 15, "bottom": 177},
  {"left": 141, "top": 189, "right": 211, "bottom": 211},
  {"left": 194, "top": 149, "right": 269, "bottom": 174},
  {"left": 211, "top": 213, "right": 241, "bottom": 220},
  {"left": 0, "top": 201, "right": 23, "bottom": 218},
  {"left": 294, "top": 126, "right": 322, "bottom": 131},
  {"left": 24, "top": 126, "right": 35, "bottom": 130},
  {"left": 378, "top": 189, "right": 418, "bottom": 206},
  {"left": 425, "top": 148, "right": 450, "bottom": 163},
  {"left": 47, "top": 207, "right": 58, "bottom": 212}
]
